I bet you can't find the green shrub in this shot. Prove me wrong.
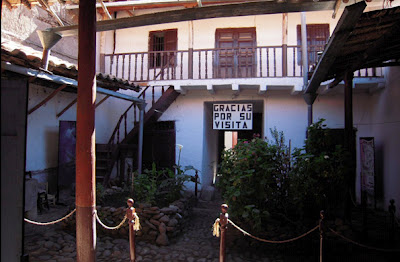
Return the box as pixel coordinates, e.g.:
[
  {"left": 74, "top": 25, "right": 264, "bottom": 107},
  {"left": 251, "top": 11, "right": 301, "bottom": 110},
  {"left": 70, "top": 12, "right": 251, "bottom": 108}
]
[
  {"left": 132, "top": 163, "right": 195, "bottom": 207},
  {"left": 217, "top": 121, "right": 350, "bottom": 230},
  {"left": 289, "top": 119, "right": 350, "bottom": 220},
  {"left": 217, "top": 130, "right": 291, "bottom": 230},
  {"left": 96, "top": 182, "right": 106, "bottom": 204}
]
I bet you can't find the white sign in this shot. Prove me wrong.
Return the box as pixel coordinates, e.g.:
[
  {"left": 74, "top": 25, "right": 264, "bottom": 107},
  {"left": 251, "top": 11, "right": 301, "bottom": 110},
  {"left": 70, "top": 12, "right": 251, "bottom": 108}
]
[{"left": 213, "top": 104, "right": 253, "bottom": 130}]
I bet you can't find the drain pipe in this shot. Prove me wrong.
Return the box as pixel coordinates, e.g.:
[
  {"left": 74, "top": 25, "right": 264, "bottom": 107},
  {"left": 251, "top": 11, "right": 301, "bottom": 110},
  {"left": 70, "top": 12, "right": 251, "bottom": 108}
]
[
  {"left": 37, "top": 30, "right": 62, "bottom": 70},
  {"left": 137, "top": 103, "right": 145, "bottom": 176},
  {"left": 301, "top": 12, "right": 308, "bottom": 89},
  {"left": 301, "top": 12, "right": 313, "bottom": 129}
]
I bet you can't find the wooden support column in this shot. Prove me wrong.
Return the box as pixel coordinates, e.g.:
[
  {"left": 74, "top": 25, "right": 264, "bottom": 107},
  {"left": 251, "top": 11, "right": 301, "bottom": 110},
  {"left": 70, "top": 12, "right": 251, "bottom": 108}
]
[
  {"left": 344, "top": 71, "right": 355, "bottom": 222},
  {"left": 76, "top": 0, "right": 97, "bottom": 261},
  {"left": 344, "top": 71, "right": 354, "bottom": 151},
  {"left": 301, "top": 12, "right": 308, "bottom": 88},
  {"left": 303, "top": 92, "right": 317, "bottom": 128},
  {"left": 282, "top": 13, "right": 288, "bottom": 77},
  {"left": 188, "top": 48, "right": 194, "bottom": 79}
]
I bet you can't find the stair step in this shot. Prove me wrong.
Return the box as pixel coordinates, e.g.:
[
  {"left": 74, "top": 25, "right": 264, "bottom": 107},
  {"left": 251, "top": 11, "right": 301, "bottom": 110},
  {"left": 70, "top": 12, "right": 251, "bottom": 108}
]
[{"left": 96, "top": 158, "right": 111, "bottom": 161}]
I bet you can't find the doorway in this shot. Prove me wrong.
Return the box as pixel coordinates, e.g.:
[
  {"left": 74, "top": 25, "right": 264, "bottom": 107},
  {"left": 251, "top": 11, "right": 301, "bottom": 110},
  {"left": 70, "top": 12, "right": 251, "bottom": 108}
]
[{"left": 217, "top": 112, "right": 263, "bottom": 164}]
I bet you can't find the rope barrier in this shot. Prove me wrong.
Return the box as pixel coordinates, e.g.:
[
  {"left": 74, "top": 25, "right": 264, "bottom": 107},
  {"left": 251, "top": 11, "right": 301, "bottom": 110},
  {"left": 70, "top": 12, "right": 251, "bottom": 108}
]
[
  {"left": 24, "top": 208, "right": 76, "bottom": 226},
  {"left": 213, "top": 218, "right": 319, "bottom": 244},
  {"left": 94, "top": 210, "right": 127, "bottom": 230},
  {"left": 391, "top": 211, "right": 400, "bottom": 227},
  {"left": 328, "top": 228, "right": 400, "bottom": 252},
  {"left": 24, "top": 206, "right": 140, "bottom": 232},
  {"left": 349, "top": 190, "right": 357, "bottom": 207},
  {"left": 212, "top": 218, "right": 220, "bottom": 237}
]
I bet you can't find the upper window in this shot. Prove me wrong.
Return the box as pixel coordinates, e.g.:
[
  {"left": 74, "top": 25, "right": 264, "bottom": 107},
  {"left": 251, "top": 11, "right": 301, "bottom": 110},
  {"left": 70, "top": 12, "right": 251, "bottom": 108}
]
[
  {"left": 149, "top": 29, "right": 177, "bottom": 68},
  {"left": 297, "top": 24, "right": 330, "bottom": 65},
  {"left": 215, "top": 27, "right": 256, "bottom": 78}
]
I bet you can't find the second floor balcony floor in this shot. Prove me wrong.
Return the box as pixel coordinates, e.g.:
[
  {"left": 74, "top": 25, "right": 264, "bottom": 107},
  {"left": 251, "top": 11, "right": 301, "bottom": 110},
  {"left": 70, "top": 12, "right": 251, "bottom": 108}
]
[{"left": 101, "top": 45, "right": 383, "bottom": 87}]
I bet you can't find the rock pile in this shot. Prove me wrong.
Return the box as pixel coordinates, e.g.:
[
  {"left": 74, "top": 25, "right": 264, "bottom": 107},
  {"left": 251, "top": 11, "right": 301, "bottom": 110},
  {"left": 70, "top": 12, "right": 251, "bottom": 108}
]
[{"left": 62, "top": 196, "right": 195, "bottom": 246}]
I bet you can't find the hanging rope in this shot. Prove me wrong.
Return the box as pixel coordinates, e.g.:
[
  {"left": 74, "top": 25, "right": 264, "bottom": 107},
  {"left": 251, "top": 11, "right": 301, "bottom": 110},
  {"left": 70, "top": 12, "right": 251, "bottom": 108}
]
[
  {"left": 24, "top": 208, "right": 76, "bottom": 226},
  {"left": 227, "top": 219, "right": 319, "bottom": 244},
  {"left": 212, "top": 218, "right": 221, "bottom": 237},
  {"left": 133, "top": 212, "right": 141, "bottom": 231},
  {"left": 329, "top": 227, "right": 400, "bottom": 252},
  {"left": 94, "top": 210, "right": 127, "bottom": 230}
]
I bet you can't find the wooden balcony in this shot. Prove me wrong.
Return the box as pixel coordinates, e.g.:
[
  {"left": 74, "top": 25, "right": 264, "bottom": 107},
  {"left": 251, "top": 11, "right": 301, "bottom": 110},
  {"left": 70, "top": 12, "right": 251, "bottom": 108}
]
[{"left": 103, "top": 46, "right": 383, "bottom": 83}]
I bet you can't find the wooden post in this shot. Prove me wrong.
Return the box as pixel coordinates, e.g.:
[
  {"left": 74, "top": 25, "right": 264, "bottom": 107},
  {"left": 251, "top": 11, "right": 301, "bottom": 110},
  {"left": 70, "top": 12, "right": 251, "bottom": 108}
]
[
  {"left": 194, "top": 170, "right": 199, "bottom": 197},
  {"left": 389, "top": 199, "right": 395, "bottom": 241},
  {"left": 219, "top": 204, "right": 228, "bottom": 262},
  {"left": 76, "top": 0, "right": 97, "bottom": 261},
  {"left": 301, "top": 12, "right": 308, "bottom": 87},
  {"left": 126, "top": 199, "right": 136, "bottom": 262},
  {"left": 282, "top": 13, "right": 288, "bottom": 77},
  {"left": 188, "top": 48, "right": 194, "bottom": 79},
  {"left": 344, "top": 71, "right": 355, "bottom": 222},
  {"left": 319, "top": 210, "right": 325, "bottom": 262},
  {"left": 344, "top": 71, "right": 354, "bottom": 152}
]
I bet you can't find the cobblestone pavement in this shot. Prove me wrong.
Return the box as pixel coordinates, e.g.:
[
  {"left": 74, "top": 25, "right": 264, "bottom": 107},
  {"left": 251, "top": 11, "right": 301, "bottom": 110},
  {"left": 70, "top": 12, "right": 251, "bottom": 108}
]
[
  {"left": 24, "top": 196, "right": 398, "bottom": 262},
  {"left": 24, "top": 197, "right": 282, "bottom": 262}
]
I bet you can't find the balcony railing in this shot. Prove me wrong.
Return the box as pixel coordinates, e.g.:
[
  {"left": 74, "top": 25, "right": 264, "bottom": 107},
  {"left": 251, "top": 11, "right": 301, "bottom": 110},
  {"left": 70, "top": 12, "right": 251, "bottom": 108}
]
[{"left": 103, "top": 46, "right": 383, "bottom": 82}]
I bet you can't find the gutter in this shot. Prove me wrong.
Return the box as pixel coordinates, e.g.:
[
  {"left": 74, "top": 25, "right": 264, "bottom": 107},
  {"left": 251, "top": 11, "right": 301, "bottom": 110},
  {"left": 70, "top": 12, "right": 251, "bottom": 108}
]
[{"left": 1, "top": 61, "right": 145, "bottom": 104}]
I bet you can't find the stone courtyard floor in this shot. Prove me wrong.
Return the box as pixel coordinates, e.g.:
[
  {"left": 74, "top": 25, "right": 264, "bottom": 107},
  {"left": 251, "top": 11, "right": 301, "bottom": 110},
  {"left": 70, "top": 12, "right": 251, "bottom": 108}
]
[
  {"left": 24, "top": 192, "right": 399, "bottom": 262},
  {"left": 24, "top": 194, "right": 281, "bottom": 262}
]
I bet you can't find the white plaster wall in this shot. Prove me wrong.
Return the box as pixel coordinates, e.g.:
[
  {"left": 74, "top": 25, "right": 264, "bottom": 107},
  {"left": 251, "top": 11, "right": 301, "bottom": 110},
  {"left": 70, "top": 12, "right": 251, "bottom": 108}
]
[
  {"left": 264, "top": 92, "right": 309, "bottom": 149},
  {"left": 353, "top": 67, "right": 400, "bottom": 211},
  {"left": 101, "top": 10, "right": 349, "bottom": 80},
  {"left": 158, "top": 89, "right": 312, "bottom": 189},
  {"left": 25, "top": 85, "right": 137, "bottom": 172},
  {"left": 1, "top": 4, "right": 78, "bottom": 64},
  {"left": 26, "top": 84, "right": 77, "bottom": 171}
]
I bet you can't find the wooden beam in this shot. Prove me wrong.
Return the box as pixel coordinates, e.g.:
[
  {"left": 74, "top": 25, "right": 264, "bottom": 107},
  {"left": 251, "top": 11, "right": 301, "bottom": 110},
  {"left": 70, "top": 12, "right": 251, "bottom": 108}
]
[
  {"left": 347, "top": 20, "right": 400, "bottom": 76},
  {"left": 126, "top": 9, "right": 135, "bottom": 17},
  {"left": 28, "top": 76, "right": 37, "bottom": 83},
  {"left": 332, "top": 0, "right": 341, "bottom": 19},
  {"left": 328, "top": 13, "right": 400, "bottom": 88},
  {"left": 50, "top": 1, "right": 336, "bottom": 36},
  {"left": 28, "top": 84, "right": 67, "bottom": 115},
  {"left": 56, "top": 97, "right": 77, "bottom": 118},
  {"left": 21, "top": 0, "right": 31, "bottom": 9},
  {"left": 304, "top": 1, "right": 366, "bottom": 95},
  {"left": 95, "top": 95, "right": 110, "bottom": 108},
  {"left": 3, "top": 0, "right": 13, "bottom": 10},
  {"left": 38, "top": 0, "right": 65, "bottom": 26},
  {"left": 99, "top": 0, "right": 113, "bottom": 20}
]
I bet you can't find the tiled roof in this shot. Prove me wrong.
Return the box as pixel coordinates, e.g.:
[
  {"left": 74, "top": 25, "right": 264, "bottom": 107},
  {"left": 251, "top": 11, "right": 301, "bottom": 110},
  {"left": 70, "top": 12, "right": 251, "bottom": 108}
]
[{"left": 1, "top": 43, "right": 141, "bottom": 92}]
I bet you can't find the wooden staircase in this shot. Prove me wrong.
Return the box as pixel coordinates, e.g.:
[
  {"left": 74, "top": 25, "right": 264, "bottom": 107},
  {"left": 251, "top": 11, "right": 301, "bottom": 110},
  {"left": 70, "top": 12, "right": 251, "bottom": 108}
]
[
  {"left": 97, "top": 86, "right": 180, "bottom": 186},
  {"left": 123, "top": 86, "right": 180, "bottom": 144},
  {"left": 95, "top": 144, "right": 113, "bottom": 183}
]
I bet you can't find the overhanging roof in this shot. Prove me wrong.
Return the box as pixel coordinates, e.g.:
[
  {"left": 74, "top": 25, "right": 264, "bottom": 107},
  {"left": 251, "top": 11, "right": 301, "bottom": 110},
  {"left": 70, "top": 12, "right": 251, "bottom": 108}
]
[
  {"left": 41, "top": 0, "right": 337, "bottom": 36},
  {"left": 305, "top": 2, "right": 400, "bottom": 95}
]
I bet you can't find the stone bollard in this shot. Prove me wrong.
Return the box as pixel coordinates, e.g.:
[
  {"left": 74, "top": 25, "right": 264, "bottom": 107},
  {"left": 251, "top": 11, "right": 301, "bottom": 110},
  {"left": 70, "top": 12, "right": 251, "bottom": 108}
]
[
  {"left": 319, "top": 210, "right": 325, "bottom": 262},
  {"left": 219, "top": 204, "right": 229, "bottom": 262},
  {"left": 126, "top": 198, "right": 136, "bottom": 262}
]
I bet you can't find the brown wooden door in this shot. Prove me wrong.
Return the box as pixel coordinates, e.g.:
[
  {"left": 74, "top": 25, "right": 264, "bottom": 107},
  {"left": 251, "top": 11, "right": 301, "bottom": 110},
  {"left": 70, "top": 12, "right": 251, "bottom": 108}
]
[
  {"left": 143, "top": 121, "right": 176, "bottom": 170},
  {"left": 215, "top": 28, "right": 256, "bottom": 78}
]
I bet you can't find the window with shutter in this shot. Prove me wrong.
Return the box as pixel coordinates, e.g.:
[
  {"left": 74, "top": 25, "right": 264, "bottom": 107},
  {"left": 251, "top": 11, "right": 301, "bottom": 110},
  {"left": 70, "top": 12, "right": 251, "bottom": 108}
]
[
  {"left": 297, "top": 24, "right": 330, "bottom": 66},
  {"left": 215, "top": 28, "right": 256, "bottom": 78},
  {"left": 149, "top": 29, "right": 177, "bottom": 68}
]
